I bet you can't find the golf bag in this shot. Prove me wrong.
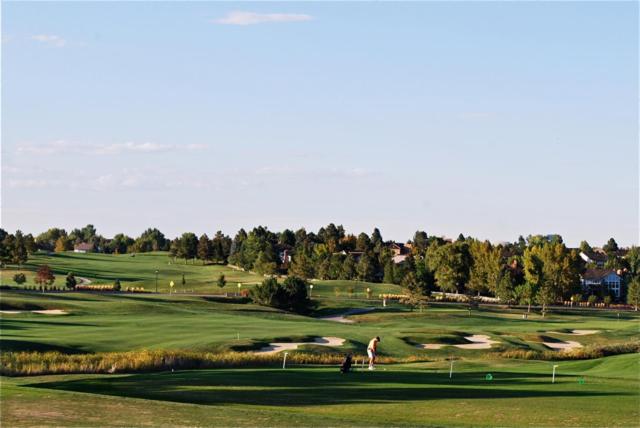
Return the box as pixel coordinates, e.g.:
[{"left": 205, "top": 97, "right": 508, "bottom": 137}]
[{"left": 340, "top": 353, "right": 353, "bottom": 374}]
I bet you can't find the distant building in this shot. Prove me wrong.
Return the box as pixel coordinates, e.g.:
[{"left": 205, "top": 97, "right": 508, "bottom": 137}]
[
  {"left": 579, "top": 250, "right": 608, "bottom": 268},
  {"left": 581, "top": 268, "right": 622, "bottom": 298},
  {"left": 74, "top": 242, "right": 93, "bottom": 253},
  {"left": 279, "top": 249, "right": 292, "bottom": 264}
]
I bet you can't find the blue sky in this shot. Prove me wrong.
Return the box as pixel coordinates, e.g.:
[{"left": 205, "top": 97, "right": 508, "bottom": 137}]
[{"left": 2, "top": 2, "right": 638, "bottom": 246}]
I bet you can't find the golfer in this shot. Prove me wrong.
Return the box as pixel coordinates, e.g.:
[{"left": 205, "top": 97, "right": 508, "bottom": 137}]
[{"left": 367, "top": 336, "right": 380, "bottom": 370}]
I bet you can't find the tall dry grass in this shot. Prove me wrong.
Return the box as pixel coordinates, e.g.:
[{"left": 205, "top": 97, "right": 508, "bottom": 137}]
[
  {"left": 500, "top": 342, "right": 640, "bottom": 361},
  {"left": 0, "top": 350, "right": 408, "bottom": 376}
]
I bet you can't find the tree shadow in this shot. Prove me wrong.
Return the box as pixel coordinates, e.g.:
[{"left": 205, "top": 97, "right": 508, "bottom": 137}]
[
  {"left": 1, "top": 339, "right": 85, "bottom": 354},
  {"left": 30, "top": 369, "right": 625, "bottom": 407}
]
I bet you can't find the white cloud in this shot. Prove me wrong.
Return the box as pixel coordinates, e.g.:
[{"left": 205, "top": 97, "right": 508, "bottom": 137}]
[
  {"left": 31, "top": 34, "right": 66, "bottom": 48},
  {"left": 213, "top": 11, "right": 313, "bottom": 26},
  {"left": 16, "top": 140, "right": 207, "bottom": 156}
]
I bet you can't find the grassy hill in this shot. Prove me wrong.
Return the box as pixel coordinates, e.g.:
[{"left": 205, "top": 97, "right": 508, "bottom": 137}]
[{"left": 1, "top": 252, "right": 404, "bottom": 297}]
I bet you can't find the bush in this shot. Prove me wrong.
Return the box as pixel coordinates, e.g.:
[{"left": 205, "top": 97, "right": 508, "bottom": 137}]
[
  {"left": 250, "top": 276, "right": 312, "bottom": 314},
  {"left": 12, "top": 273, "right": 26, "bottom": 286},
  {"left": 113, "top": 279, "right": 121, "bottom": 291},
  {"left": 587, "top": 295, "right": 598, "bottom": 306}
]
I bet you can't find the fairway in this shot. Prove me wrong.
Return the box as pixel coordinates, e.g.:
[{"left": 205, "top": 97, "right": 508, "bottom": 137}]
[
  {"left": 2, "top": 356, "right": 638, "bottom": 427},
  {"left": 1, "top": 255, "right": 639, "bottom": 426}
]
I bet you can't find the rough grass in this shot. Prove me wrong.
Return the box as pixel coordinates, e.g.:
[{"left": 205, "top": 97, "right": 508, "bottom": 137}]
[
  {"left": 501, "top": 342, "right": 640, "bottom": 361},
  {"left": 0, "top": 350, "right": 408, "bottom": 376}
]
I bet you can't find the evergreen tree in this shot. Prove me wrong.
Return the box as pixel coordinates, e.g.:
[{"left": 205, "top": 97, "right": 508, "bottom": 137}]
[
  {"left": 340, "top": 255, "right": 357, "bottom": 280},
  {"left": 356, "top": 253, "right": 376, "bottom": 282},
  {"left": 197, "top": 234, "right": 212, "bottom": 264},
  {"left": 217, "top": 274, "right": 226, "bottom": 289},
  {"left": 65, "top": 272, "right": 77, "bottom": 289}
]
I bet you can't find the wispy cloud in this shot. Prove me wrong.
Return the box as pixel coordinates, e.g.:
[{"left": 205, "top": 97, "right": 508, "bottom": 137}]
[
  {"left": 213, "top": 11, "right": 313, "bottom": 26},
  {"left": 16, "top": 140, "right": 207, "bottom": 156},
  {"left": 31, "top": 34, "right": 66, "bottom": 48}
]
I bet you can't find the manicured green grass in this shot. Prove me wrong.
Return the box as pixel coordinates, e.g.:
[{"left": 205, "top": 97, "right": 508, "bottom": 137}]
[
  {"left": 2, "top": 355, "right": 638, "bottom": 427},
  {"left": 1, "top": 291, "right": 637, "bottom": 358},
  {"left": 1, "top": 252, "right": 405, "bottom": 297}
]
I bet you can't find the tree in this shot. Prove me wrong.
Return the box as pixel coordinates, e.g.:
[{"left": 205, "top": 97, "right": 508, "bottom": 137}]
[
  {"left": 383, "top": 260, "right": 395, "bottom": 284},
  {"left": 197, "top": 234, "right": 212, "bottom": 264},
  {"left": 254, "top": 250, "right": 277, "bottom": 275},
  {"left": 515, "top": 282, "right": 536, "bottom": 313},
  {"left": 603, "top": 238, "right": 619, "bottom": 254},
  {"left": 356, "top": 253, "right": 376, "bottom": 282},
  {"left": 55, "top": 236, "right": 72, "bottom": 252},
  {"left": 280, "top": 276, "right": 312, "bottom": 313},
  {"left": 35, "top": 265, "right": 55, "bottom": 287},
  {"left": 13, "top": 231, "right": 28, "bottom": 266},
  {"left": 412, "top": 231, "right": 429, "bottom": 253},
  {"left": 426, "top": 242, "right": 469, "bottom": 294},
  {"left": 495, "top": 272, "right": 516, "bottom": 304},
  {"left": 400, "top": 271, "right": 424, "bottom": 311},
  {"left": 290, "top": 250, "right": 314, "bottom": 279},
  {"left": 217, "top": 274, "right": 226, "bottom": 289},
  {"left": 355, "top": 233, "right": 372, "bottom": 252},
  {"left": 579, "top": 241, "right": 593, "bottom": 254},
  {"left": 65, "top": 272, "right": 77, "bottom": 289},
  {"left": 250, "top": 277, "right": 282, "bottom": 307},
  {"left": 468, "top": 241, "right": 502, "bottom": 296},
  {"left": 178, "top": 233, "right": 198, "bottom": 263},
  {"left": 627, "top": 277, "right": 640, "bottom": 311},
  {"left": 13, "top": 273, "right": 26, "bottom": 286}
]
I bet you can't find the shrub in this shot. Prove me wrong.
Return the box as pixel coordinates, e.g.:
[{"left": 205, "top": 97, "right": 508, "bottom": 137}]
[
  {"left": 587, "top": 295, "right": 598, "bottom": 306},
  {"left": 113, "top": 279, "right": 121, "bottom": 291},
  {"left": 65, "top": 272, "right": 77, "bottom": 290},
  {"left": 250, "top": 276, "right": 312, "bottom": 314},
  {"left": 12, "top": 273, "right": 26, "bottom": 286}
]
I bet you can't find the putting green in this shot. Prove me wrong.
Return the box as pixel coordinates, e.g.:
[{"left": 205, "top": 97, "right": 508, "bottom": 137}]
[{"left": 3, "top": 355, "right": 638, "bottom": 427}]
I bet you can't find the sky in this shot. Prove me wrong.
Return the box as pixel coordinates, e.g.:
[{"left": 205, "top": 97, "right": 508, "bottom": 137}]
[{"left": 1, "top": 2, "right": 638, "bottom": 247}]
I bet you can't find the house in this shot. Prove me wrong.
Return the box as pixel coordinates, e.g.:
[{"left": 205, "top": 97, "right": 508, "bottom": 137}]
[
  {"left": 581, "top": 268, "right": 622, "bottom": 298},
  {"left": 389, "top": 242, "right": 406, "bottom": 256},
  {"left": 392, "top": 254, "right": 408, "bottom": 264},
  {"left": 579, "top": 250, "right": 608, "bottom": 268},
  {"left": 278, "top": 249, "right": 292, "bottom": 264},
  {"left": 74, "top": 242, "right": 93, "bottom": 253}
]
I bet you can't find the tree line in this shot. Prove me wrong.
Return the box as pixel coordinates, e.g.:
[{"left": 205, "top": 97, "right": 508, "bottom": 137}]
[{"left": 1, "top": 224, "right": 638, "bottom": 307}]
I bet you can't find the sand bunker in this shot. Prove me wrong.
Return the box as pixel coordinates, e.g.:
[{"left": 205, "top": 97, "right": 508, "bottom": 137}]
[
  {"left": 416, "top": 343, "right": 446, "bottom": 350},
  {"left": 555, "top": 329, "right": 599, "bottom": 336},
  {"left": 454, "top": 335, "right": 500, "bottom": 349},
  {"left": 256, "top": 336, "right": 345, "bottom": 354},
  {"left": 417, "top": 335, "right": 500, "bottom": 350},
  {"left": 320, "top": 308, "right": 375, "bottom": 323},
  {"left": 0, "top": 309, "right": 68, "bottom": 315},
  {"left": 543, "top": 340, "right": 583, "bottom": 351}
]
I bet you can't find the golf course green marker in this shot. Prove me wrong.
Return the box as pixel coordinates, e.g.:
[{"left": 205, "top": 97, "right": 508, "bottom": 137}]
[{"left": 485, "top": 373, "right": 493, "bottom": 380}]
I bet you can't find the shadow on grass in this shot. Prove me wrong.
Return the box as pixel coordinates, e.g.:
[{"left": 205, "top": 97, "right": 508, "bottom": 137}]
[
  {"left": 30, "top": 369, "right": 624, "bottom": 407},
  {"left": 1, "top": 339, "right": 86, "bottom": 353}
]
